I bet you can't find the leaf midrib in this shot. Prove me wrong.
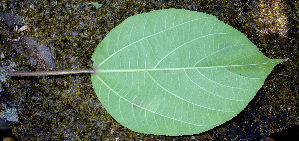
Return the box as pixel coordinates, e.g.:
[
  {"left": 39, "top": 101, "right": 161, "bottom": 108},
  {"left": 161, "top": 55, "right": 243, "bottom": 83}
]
[{"left": 96, "top": 62, "right": 276, "bottom": 73}]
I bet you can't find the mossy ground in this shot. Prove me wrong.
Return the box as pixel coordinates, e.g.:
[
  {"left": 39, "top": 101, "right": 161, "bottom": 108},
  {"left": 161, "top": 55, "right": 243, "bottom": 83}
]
[{"left": 0, "top": 0, "right": 298, "bottom": 140}]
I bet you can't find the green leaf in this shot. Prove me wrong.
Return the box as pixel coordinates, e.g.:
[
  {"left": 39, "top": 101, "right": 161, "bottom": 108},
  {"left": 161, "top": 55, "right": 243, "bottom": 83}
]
[
  {"left": 91, "top": 9, "right": 282, "bottom": 136},
  {"left": 90, "top": 2, "right": 102, "bottom": 9}
]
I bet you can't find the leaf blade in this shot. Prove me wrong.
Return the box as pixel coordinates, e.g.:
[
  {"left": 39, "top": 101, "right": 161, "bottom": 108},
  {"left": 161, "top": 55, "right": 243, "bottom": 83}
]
[{"left": 91, "top": 9, "right": 282, "bottom": 135}]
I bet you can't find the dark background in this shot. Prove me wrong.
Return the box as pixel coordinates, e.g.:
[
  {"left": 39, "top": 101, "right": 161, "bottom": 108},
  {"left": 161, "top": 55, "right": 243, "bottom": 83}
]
[{"left": 0, "top": 0, "right": 298, "bottom": 140}]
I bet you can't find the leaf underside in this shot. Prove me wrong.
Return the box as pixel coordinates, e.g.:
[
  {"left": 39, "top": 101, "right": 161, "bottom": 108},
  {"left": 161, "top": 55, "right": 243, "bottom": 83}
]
[{"left": 91, "top": 9, "right": 282, "bottom": 136}]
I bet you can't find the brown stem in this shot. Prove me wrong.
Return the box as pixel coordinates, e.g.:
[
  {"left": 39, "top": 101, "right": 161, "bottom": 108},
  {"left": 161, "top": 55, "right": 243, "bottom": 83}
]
[{"left": 8, "top": 69, "right": 97, "bottom": 77}]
